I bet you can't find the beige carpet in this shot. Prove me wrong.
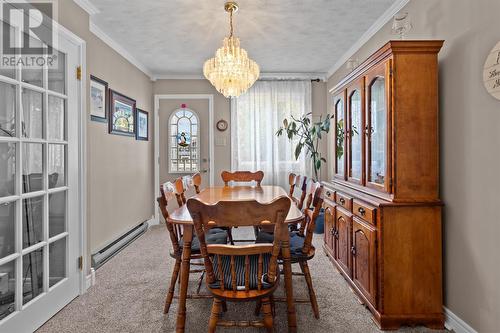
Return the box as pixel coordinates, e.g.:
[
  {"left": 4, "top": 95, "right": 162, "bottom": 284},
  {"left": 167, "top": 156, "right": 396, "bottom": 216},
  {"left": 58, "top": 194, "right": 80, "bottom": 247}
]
[{"left": 37, "top": 226, "right": 448, "bottom": 333}]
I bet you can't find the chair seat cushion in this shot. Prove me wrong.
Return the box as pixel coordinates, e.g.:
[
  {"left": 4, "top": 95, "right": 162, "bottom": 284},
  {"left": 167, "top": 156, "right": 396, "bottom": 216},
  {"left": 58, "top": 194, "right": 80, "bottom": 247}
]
[
  {"left": 179, "top": 229, "right": 228, "bottom": 254},
  {"left": 209, "top": 253, "right": 274, "bottom": 290},
  {"left": 255, "top": 231, "right": 306, "bottom": 258}
]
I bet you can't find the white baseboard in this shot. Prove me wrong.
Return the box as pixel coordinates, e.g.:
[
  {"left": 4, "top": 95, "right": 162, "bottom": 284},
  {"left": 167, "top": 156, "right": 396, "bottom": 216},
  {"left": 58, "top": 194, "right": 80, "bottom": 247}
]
[
  {"left": 85, "top": 274, "right": 92, "bottom": 290},
  {"left": 85, "top": 268, "right": 96, "bottom": 291},
  {"left": 444, "top": 307, "right": 478, "bottom": 333},
  {"left": 147, "top": 215, "right": 160, "bottom": 227}
]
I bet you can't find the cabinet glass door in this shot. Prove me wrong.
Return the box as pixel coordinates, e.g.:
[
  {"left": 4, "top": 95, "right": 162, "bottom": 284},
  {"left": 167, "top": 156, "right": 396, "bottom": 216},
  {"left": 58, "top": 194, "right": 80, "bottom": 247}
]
[
  {"left": 348, "top": 85, "right": 363, "bottom": 183},
  {"left": 334, "top": 94, "right": 346, "bottom": 179},
  {"left": 366, "top": 61, "right": 390, "bottom": 192},
  {"left": 368, "top": 78, "right": 386, "bottom": 186}
]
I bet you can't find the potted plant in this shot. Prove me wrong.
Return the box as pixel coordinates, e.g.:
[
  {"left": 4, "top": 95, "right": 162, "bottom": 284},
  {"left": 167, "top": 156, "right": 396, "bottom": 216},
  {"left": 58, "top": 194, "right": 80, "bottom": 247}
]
[
  {"left": 276, "top": 112, "right": 333, "bottom": 181},
  {"left": 276, "top": 112, "right": 333, "bottom": 234}
]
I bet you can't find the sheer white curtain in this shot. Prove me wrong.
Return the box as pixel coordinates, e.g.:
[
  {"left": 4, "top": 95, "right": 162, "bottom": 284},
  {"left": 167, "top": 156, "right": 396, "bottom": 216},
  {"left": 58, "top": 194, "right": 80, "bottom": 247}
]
[{"left": 231, "top": 80, "right": 312, "bottom": 189}]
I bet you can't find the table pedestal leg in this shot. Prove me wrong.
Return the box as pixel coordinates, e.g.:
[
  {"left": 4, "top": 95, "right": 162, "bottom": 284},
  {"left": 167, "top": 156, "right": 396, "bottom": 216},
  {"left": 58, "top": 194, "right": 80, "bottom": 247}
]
[{"left": 176, "top": 226, "right": 193, "bottom": 333}]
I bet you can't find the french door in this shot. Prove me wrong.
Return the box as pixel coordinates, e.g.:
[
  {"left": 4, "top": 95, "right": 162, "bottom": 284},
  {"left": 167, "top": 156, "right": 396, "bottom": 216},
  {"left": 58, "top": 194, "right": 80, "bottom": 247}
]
[{"left": 0, "top": 24, "right": 82, "bottom": 332}]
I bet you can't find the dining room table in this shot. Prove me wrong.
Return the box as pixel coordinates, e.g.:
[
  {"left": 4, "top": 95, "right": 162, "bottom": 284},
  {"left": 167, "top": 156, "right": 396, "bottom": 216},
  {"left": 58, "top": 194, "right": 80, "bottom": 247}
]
[{"left": 167, "top": 185, "right": 304, "bottom": 333}]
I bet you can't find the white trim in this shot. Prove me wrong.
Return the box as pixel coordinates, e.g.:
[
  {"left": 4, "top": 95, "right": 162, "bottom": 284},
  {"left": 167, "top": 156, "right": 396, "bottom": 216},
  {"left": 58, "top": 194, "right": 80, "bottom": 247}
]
[
  {"left": 85, "top": 274, "right": 92, "bottom": 290},
  {"left": 326, "top": 0, "right": 411, "bottom": 79},
  {"left": 73, "top": 0, "right": 100, "bottom": 16},
  {"left": 152, "top": 72, "right": 327, "bottom": 82},
  {"left": 259, "top": 72, "right": 326, "bottom": 81},
  {"left": 153, "top": 94, "right": 215, "bottom": 224},
  {"left": 89, "top": 20, "right": 154, "bottom": 79},
  {"left": 152, "top": 74, "right": 205, "bottom": 80},
  {"left": 48, "top": 19, "right": 88, "bottom": 295},
  {"left": 444, "top": 307, "right": 478, "bottom": 333}
]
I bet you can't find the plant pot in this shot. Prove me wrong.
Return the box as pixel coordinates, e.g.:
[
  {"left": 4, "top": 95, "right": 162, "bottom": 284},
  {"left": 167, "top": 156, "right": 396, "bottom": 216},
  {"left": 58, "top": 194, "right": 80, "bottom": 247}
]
[{"left": 313, "top": 208, "right": 325, "bottom": 234}]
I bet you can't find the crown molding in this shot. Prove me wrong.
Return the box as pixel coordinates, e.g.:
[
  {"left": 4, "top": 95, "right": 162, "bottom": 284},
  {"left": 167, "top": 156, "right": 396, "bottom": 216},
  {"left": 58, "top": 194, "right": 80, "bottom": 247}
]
[
  {"left": 326, "top": 0, "right": 411, "bottom": 79},
  {"left": 259, "top": 72, "right": 326, "bottom": 82},
  {"left": 152, "top": 74, "right": 205, "bottom": 81},
  {"left": 152, "top": 72, "right": 326, "bottom": 82},
  {"left": 73, "top": 0, "right": 100, "bottom": 16},
  {"left": 89, "top": 20, "right": 154, "bottom": 79}
]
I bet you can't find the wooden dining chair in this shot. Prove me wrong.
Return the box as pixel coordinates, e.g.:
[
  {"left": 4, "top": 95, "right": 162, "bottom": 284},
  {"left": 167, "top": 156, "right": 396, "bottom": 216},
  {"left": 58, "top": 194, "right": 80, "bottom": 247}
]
[
  {"left": 177, "top": 173, "right": 235, "bottom": 245},
  {"left": 187, "top": 196, "right": 291, "bottom": 332},
  {"left": 256, "top": 184, "right": 324, "bottom": 319},
  {"left": 288, "top": 173, "right": 297, "bottom": 197},
  {"left": 192, "top": 172, "right": 202, "bottom": 193},
  {"left": 221, "top": 170, "right": 264, "bottom": 186},
  {"left": 157, "top": 183, "right": 229, "bottom": 314},
  {"left": 288, "top": 175, "right": 307, "bottom": 210}
]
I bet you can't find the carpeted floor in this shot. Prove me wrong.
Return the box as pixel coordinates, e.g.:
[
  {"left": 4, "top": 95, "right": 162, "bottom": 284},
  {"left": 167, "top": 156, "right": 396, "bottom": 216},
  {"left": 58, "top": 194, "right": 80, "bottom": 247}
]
[{"left": 37, "top": 226, "right": 448, "bottom": 333}]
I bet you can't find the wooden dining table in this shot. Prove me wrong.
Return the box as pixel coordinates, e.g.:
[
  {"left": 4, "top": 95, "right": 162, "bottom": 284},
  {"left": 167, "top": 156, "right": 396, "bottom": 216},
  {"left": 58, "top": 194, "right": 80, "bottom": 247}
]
[{"left": 168, "top": 185, "right": 303, "bottom": 333}]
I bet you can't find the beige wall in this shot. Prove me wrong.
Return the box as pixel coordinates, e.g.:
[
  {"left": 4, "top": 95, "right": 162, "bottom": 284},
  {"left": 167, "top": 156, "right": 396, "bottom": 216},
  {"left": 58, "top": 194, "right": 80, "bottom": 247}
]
[
  {"left": 153, "top": 80, "right": 328, "bottom": 182},
  {"left": 326, "top": 0, "right": 500, "bottom": 331},
  {"left": 56, "top": 1, "right": 154, "bottom": 261}
]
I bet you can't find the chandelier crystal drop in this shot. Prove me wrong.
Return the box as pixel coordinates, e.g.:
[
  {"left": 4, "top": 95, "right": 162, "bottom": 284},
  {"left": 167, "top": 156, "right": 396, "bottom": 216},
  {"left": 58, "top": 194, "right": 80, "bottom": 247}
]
[{"left": 203, "top": 2, "right": 259, "bottom": 98}]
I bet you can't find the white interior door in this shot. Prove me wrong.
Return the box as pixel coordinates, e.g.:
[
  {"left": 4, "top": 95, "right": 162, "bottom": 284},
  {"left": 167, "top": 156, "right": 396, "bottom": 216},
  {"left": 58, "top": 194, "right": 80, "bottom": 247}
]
[
  {"left": 159, "top": 99, "right": 211, "bottom": 190},
  {"left": 0, "top": 22, "right": 81, "bottom": 332}
]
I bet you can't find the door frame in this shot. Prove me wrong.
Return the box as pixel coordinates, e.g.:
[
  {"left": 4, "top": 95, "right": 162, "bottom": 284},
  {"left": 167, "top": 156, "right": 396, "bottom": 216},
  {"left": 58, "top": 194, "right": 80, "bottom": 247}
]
[
  {"left": 153, "top": 94, "right": 214, "bottom": 224},
  {"left": 55, "top": 23, "right": 88, "bottom": 296}
]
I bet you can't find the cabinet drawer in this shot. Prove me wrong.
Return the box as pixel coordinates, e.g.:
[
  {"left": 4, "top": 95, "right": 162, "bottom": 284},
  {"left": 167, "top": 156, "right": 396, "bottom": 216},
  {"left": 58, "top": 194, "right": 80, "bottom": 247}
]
[
  {"left": 324, "top": 188, "right": 335, "bottom": 202},
  {"left": 336, "top": 192, "right": 352, "bottom": 211},
  {"left": 353, "top": 200, "right": 376, "bottom": 225}
]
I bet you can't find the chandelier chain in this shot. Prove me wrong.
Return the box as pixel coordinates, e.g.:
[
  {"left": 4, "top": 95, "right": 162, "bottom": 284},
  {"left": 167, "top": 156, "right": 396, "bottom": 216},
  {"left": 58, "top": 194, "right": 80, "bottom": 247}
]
[{"left": 229, "top": 9, "right": 234, "bottom": 37}]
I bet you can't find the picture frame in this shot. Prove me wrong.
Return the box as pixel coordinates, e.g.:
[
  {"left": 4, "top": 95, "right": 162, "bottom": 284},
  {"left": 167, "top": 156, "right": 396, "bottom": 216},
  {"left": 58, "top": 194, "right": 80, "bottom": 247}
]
[
  {"left": 90, "top": 75, "right": 108, "bottom": 122},
  {"left": 108, "top": 89, "right": 136, "bottom": 136},
  {"left": 135, "top": 109, "right": 149, "bottom": 141}
]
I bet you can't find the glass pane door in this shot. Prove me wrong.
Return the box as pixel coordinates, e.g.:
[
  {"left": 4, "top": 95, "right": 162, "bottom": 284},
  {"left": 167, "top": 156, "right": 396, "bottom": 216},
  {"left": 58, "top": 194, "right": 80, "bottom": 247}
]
[
  {"left": 368, "top": 77, "right": 387, "bottom": 186},
  {"left": 334, "top": 94, "right": 345, "bottom": 178},
  {"left": 0, "top": 21, "right": 80, "bottom": 332},
  {"left": 349, "top": 88, "right": 363, "bottom": 182}
]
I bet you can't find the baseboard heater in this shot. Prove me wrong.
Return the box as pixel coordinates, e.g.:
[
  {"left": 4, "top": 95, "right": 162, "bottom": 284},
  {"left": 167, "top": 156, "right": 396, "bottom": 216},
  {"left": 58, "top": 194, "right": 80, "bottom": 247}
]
[{"left": 91, "top": 222, "right": 148, "bottom": 269}]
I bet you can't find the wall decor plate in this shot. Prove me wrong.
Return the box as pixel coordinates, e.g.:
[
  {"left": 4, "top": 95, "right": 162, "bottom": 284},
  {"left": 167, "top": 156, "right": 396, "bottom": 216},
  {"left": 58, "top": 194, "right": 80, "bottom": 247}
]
[
  {"left": 90, "top": 75, "right": 108, "bottom": 122},
  {"left": 483, "top": 41, "right": 500, "bottom": 100},
  {"left": 109, "top": 89, "right": 136, "bottom": 136}
]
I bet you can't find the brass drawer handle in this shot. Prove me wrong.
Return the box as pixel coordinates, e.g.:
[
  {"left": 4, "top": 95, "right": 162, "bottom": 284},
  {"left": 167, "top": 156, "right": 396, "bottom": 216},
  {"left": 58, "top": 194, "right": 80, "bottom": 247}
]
[
  {"left": 358, "top": 207, "right": 366, "bottom": 216},
  {"left": 339, "top": 198, "right": 345, "bottom": 205},
  {"left": 351, "top": 246, "right": 356, "bottom": 256}
]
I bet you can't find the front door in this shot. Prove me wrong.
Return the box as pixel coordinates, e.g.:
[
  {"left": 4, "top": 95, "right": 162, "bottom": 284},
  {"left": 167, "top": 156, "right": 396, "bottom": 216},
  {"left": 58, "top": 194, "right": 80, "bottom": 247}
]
[
  {"left": 159, "top": 99, "right": 211, "bottom": 205},
  {"left": 0, "top": 19, "right": 82, "bottom": 332}
]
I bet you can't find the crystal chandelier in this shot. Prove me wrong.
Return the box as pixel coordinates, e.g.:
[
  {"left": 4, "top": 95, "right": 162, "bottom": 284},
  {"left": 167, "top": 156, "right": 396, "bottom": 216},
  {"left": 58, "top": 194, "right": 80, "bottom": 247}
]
[{"left": 203, "top": 2, "right": 260, "bottom": 98}]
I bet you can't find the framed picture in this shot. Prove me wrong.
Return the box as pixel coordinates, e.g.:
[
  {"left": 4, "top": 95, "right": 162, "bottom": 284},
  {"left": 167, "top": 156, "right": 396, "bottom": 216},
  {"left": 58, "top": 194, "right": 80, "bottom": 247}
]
[
  {"left": 90, "top": 75, "right": 108, "bottom": 122},
  {"left": 136, "top": 109, "right": 149, "bottom": 141},
  {"left": 109, "top": 89, "right": 136, "bottom": 136}
]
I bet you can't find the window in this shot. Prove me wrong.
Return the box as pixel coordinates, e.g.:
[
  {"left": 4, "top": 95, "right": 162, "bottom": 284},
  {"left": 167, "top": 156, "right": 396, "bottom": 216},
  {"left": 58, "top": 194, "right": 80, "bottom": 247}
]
[
  {"left": 231, "top": 80, "right": 312, "bottom": 188},
  {"left": 169, "top": 108, "right": 199, "bottom": 172}
]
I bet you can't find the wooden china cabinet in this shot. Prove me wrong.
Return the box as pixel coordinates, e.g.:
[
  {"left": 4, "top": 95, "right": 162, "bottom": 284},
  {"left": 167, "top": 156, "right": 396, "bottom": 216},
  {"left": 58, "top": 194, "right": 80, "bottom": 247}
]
[{"left": 323, "top": 40, "right": 444, "bottom": 330}]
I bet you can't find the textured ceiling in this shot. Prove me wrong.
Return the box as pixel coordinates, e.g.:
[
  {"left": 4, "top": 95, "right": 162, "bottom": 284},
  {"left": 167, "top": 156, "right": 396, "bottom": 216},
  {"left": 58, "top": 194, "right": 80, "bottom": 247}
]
[{"left": 88, "top": 0, "right": 397, "bottom": 75}]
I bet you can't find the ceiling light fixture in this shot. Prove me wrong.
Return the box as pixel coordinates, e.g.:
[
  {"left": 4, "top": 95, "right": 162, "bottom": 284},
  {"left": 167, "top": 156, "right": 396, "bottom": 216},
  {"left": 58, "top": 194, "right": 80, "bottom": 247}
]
[{"left": 203, "top": 1, "right": 260, "bottom": 98}]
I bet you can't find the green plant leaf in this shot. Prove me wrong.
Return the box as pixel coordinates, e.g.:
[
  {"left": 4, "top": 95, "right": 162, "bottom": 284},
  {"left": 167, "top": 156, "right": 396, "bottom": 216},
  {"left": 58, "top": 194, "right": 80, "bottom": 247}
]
[
  {"left": 294, "top": 143, "right": 303, "bottom": 160},
  {"left": 315, "top": 159, "right": 321, "bottom": 170}
]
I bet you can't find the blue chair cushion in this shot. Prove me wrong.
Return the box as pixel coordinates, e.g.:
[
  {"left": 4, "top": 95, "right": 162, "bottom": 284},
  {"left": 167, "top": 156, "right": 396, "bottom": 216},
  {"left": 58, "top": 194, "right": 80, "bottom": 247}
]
[
  {"left": 255, "top": 231, "right": 306, "bottom": 258},
  {"left": 209, "top": 253, "right": 273, "bottom": 290},
  {"left": 179, "top": 229, "right": 228, "bottom": 253}
]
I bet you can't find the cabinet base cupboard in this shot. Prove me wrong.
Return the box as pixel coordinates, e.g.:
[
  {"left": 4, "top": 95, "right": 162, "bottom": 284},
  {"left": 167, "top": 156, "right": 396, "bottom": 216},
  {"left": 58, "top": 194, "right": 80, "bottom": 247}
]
[{"left": 323, "top": 40, "right": 444, "bottom": 330}]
